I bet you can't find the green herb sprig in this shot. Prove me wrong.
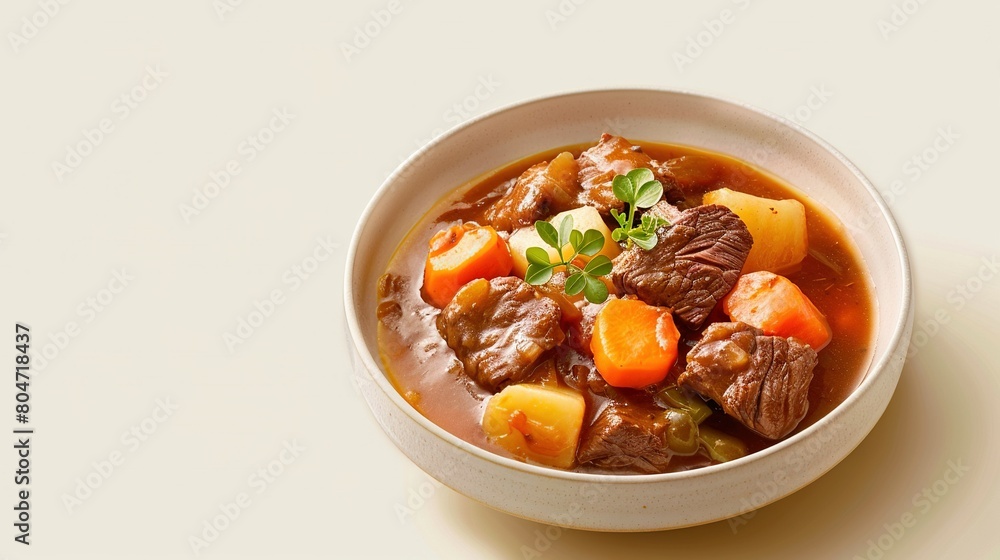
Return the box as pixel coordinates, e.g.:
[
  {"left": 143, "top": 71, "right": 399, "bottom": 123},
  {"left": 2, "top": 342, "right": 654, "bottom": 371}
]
[
  {"left": 523, "top": 167, "right": 670, "bottom": 304},
  {"left": 524, "top": 215, "right": 613, "bottom": 304},
  {"left": 610, "top": 168, "right": 670, "bottom": 250}
]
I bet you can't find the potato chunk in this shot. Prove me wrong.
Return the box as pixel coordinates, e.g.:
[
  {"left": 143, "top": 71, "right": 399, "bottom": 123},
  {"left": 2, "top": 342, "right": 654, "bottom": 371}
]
[
  {"left": 508, "top": 206, "right": 621, "bottom": 278},
  {"left": 703, "top": 188, "right": 807, "bottom": 273},
  {"left": 482, "top": 384, "right": 586, "bottom": 469}
]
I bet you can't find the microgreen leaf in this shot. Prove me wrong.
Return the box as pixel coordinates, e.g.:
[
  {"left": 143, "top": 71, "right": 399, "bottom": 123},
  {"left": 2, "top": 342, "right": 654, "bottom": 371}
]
[
  {"left": 630, "top": 230, "right": 657, "bottom": 251},
  {"left": 612, "top": 174, "right": 634, "bottom": 204},
  {"left": 634, "top": 179, "right": 664, "bottom": 209},
  {"left": 558, "top": 215, "right": 574, "bottom": 248},
  {"left": 610, "top": 208, "right": 627, "bottom": 228},
  {"left": 626, "top": 168, "right": 655, "bottom": 189},
  {"left": 525, "top": 263, "right": 554, "bottom": 285},
  {"left": 565, "top": 272, "right": 587, "bottom": 296},
  {"left": 535, "top": 221, "right": 560, "bottom": 250},
  {"left": 583, "top": 255, "right": 613, "bottom": 277},
  {"left": 526, "top": 246, "right": 552, "bottom": 267},
  {"left": 524, "top": 218, "right": 612, "bottom": 304},
  {"left": 578, "top": 229, "right": 606, "bottom": 257},
  {"left": 569, "top": 230, "right": 583, "bottom": 253},
  {"left": 608, "top": 167, "right": 667, "bottom": 251},
  {"left": 642, "top": 214, "right": 670, "bottom": 232},
  {"left": 583, "top": 276, "right": 609, "bottom": 304}
]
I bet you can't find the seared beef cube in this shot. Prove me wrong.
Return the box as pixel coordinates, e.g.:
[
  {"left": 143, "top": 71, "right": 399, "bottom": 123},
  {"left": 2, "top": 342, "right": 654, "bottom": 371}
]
[
  {"left": 564, "top": 363, "right": 610, "bottom": 397},
  {"left": 577, "top": 403, "right": 671, "bottom": 473},
  {"left": 657, "top": 155, "right": 725, "bottom": 193},
  {"left": 485, "top": 152, "right": 580, "bottom": 231},
  {"left": 611, "top": 204, "right": 752, "bottom": 330},
  {"left": 576, "top": 134, "right": 685, "bottom": 215},
  {"left": 565, "top": 298, "right": 612, "bottom": 358},
  {"left": 437, "top": 277, "right": 565, "bottom": 392},
  {"left": 645, "top": 200, "right": 684, "bottom": 223},
  {"left": 678, "top": 322, "right": 818, "bottom": 439}
]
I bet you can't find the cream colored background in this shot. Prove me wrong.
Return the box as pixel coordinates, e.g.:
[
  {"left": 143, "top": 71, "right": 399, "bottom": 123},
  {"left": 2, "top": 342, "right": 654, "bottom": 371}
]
[{"left": 1, "top": 1, "right": 999, "bottom": 559}]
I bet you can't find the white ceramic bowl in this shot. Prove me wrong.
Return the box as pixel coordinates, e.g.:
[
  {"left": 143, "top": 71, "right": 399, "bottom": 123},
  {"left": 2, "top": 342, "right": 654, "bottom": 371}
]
[{"left": 344, "top": 89, "right": 912, "bottom": 531}]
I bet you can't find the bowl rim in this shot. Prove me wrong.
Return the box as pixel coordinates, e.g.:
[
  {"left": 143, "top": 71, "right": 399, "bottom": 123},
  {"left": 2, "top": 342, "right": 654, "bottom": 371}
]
[{"left": 344, "top": 86, "right": 912, "bottom": 484}]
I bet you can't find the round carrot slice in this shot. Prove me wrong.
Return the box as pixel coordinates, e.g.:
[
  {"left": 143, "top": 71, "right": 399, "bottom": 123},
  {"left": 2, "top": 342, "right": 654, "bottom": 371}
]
[
  {"left": 423, "top": 224, "right": 513, "bottom": 308},
  {"left": 590, "top": 298, "right": 680, "bottom": 389}
]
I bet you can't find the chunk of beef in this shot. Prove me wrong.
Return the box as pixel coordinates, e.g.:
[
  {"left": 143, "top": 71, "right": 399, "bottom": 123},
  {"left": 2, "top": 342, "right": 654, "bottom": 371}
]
[
  {"left": 577, "top": 402, "right": 671, "bottom": 473},
  {"left": 437, "top": 277, "right": 565, "bottom": 392},
  {"left": 576, "top": 134, "right": 684, "bottom": 214},
  {"left": 611, "top": 204, "right": 752, "bottom": 330},
  {"left": 646, "top": 200, "right": 684, "bottom": 223},
  {"left": 485, "top": 152, "right": 580, "bottom": 231},
  {"left": 565, "top": 298, "right": 612, "bottom": 357},
  {"left": 678, "top": 322, "right": 818, "bottom": 439},
  {"left": 657, "top": 155, "right": 725, "bottom": 193}
]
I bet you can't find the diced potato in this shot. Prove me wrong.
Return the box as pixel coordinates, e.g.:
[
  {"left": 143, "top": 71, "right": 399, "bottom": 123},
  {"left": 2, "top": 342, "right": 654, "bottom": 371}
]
[
  {"left": 703, "top": 188, "right": 808, "bottom": 273},
  {"left": 482, "top": 384, "right": 586, "bottom": 469},
  {"left": 508, "top": 206, "right": 621, "bottom": 278}
]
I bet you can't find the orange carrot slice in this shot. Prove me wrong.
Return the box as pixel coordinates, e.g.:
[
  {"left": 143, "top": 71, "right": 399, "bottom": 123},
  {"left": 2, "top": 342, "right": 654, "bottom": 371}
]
[
  {"left": 722, "top": 271, "right": 832, "bottom": 350},
  {"left": 423, "top": 224, "right": 513, "bottom": 308},
  {"left": 590, "top": 298, "right": 680, "bottom": 389}
]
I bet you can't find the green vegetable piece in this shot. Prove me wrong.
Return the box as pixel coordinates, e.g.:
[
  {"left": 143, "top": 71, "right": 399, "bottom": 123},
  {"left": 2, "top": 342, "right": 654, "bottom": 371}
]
[
  {"left": 655, "top": 409, "right": 700, "bottom": 456},
  {"left": 658, "top": 387, "right": 712, "bottom": 424},
  {"left": 699, "top": 425, "right": 748, "bottom": 463}
]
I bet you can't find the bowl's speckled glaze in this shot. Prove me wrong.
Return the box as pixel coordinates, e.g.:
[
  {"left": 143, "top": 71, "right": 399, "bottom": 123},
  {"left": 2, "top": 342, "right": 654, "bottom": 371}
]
[{"left": 345, "top": 89, "right": 912, "bottom": 531}]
